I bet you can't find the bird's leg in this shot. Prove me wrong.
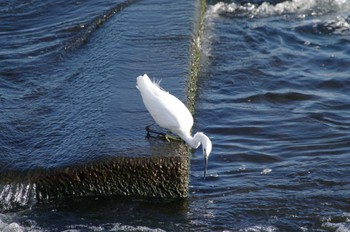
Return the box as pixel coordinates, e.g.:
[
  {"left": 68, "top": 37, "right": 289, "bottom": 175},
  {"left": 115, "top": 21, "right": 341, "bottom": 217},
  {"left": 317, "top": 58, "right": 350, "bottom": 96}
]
[
  {"left": 145, "top": 125, "right": 181, "bottom": 142},
  {"left": 145, "top": 125, "right": 153, "bottom": 138},
  {"left": 145, "top": 124, "right": 166, "bottom": 138}
]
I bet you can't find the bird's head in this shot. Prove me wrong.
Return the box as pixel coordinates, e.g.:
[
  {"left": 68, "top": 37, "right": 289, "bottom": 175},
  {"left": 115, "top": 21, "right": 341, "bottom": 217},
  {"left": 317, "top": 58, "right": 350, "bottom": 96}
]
[{"left": 193, "top": 132, "right": 212, "bottom": 178}]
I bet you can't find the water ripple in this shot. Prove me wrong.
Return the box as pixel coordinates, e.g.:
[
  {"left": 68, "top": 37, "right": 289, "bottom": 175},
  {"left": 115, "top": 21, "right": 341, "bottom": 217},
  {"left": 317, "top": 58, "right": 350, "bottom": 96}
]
[{"left": 189, "top": 2, "right": 350, "bottom": 230}]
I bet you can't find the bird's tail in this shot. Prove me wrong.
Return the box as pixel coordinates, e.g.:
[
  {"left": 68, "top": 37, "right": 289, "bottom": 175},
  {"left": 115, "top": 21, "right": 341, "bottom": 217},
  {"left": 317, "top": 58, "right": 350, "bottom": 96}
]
[{"left": 136, "top": 74, "right": 152, "bottom": 92}]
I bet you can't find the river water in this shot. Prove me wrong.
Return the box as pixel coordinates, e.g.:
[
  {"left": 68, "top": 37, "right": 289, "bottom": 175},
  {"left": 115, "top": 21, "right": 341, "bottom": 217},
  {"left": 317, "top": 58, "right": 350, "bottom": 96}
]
[{"left": 1, "top": 0, "right": 350, "bottom": 231}]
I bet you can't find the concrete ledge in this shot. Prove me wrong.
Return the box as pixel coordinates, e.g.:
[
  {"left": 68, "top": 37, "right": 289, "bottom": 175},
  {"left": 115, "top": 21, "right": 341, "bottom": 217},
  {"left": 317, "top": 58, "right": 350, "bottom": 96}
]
[
  {"left": 0, "top": 0, "right": 207, "bottom": 203},
  {"left": 0, "top": 142, "right": 189, "bottom": 202},
  {"left": 33, "top": 148, "right": 189, "bottom": 199},
  {"left": 37, "top": 0, "right": 211, "bottom": 200}
]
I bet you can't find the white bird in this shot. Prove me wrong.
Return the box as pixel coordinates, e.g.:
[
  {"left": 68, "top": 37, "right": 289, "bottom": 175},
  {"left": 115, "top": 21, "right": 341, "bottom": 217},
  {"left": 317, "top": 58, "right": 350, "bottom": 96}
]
[{"left": 136, "top": 74, "right": 212, "bottom": 177}]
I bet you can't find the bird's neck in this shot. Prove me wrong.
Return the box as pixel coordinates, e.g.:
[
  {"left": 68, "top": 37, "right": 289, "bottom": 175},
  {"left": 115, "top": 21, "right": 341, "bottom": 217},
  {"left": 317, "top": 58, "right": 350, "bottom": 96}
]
[{"left": 178, "top": 131, "right": 200, "bottom": 149}]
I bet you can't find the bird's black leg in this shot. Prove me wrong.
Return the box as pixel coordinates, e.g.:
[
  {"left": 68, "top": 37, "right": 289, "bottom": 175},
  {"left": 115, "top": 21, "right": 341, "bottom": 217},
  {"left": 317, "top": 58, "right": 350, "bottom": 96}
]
[
  {"left": 145, "top": 124, "right": 166, "bottom": 138},
  {"left": 145, "top": 125, "right": 181, "bottom": 142},
  {"left": 145, "top": 125, "right": 152, "bottom": 138}
]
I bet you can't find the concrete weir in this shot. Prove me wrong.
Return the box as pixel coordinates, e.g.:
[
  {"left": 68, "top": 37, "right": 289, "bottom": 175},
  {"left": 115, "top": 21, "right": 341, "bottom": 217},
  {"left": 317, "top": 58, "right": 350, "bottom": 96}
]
[
  {"left": 0, "top": 0, "right": 207, "bottom": 202},
  {"left": 34, "top": 144, "right": 189, "bottom": 199}
]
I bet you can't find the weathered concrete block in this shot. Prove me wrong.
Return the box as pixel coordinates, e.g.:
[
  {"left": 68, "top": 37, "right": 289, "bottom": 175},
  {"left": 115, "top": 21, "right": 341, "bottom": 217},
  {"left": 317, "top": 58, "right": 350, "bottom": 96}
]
[{"left": 32, "top": 145, "right": 189, "bottom": 199}]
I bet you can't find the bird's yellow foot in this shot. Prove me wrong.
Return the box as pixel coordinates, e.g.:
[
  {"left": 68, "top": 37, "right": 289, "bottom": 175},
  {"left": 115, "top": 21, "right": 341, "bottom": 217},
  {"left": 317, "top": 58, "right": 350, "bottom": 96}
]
[{"left": 163, "top": 134, "right": 181, "bottom": 142}]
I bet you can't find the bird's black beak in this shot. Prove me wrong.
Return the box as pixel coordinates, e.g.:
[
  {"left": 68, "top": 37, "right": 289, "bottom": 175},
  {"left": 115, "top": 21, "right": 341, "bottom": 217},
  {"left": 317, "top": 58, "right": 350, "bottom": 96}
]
[{"left": 204, "top": 149, "right": 208, "bottom": 178}]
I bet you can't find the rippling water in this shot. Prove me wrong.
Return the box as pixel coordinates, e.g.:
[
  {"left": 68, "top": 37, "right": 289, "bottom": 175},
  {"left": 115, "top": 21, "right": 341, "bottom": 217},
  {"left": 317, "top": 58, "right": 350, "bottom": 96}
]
[
  {"left": 0, "top": 0, "right": 192, "bottom": 171},
  {"left": 0, "top": 0, "right": 126, "bottom": 171},
  {"left": 1, "top": 0, "right": 350, "bottom": 231},
  {"left": 190, "top": 0, "right": 350, "bottom": 230}
]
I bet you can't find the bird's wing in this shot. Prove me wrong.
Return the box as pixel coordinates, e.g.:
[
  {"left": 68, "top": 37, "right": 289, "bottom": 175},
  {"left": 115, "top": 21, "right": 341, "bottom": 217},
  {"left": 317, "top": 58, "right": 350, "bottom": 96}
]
[
  {"left": 154, "top": 90, "right": 194, "bottom": 133},
  {"left": 137, "top": 75, "right": 193, "bottom": 133}
]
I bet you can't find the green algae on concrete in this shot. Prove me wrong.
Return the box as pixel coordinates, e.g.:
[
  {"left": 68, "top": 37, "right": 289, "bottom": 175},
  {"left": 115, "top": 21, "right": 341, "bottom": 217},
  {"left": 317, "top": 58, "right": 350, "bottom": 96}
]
[{"left": 187, "top": 0, "right": 207, "bottom": 115}]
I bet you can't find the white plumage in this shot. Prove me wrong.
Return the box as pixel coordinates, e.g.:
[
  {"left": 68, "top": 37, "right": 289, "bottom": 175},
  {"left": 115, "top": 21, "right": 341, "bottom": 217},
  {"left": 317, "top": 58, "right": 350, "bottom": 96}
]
[{"left": 137, "top": 74, "right": 212, "bottom": 177}]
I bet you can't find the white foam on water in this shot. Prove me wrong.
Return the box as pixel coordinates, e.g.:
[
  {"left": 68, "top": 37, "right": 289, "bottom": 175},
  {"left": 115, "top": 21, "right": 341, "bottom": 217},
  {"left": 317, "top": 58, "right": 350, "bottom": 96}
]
[
  {"left": 239, "top": 225, "right": 278, "bottom": 232},
  {"left": 207, "top": 0, "right": 350, "bottom": 18},
  {"left": 60, "top": 223, "right": 167, "bottom": 232},
  {"left": 110, "top": 224, "right": 167, "bottom": 232},
  {"left": 321, "top": 214, "right": 350, "bottom": 232},
  {"left": 261, "top": 168, "right": 272, "bottom": 175},
  {"left": 0, "top": 214, "right": 24, "bottom": 232},
  {"left": 203, "top": 0, "right": 350, "bottom": 60},
  {"left": 322, "top": 222, "right": 350, "bottom": 232},
  {"left": 0, "top": 183, "right": 37, "bottom": 211},
  {"left": 324, "top": 15, "right": 350, "bottom": 35}
]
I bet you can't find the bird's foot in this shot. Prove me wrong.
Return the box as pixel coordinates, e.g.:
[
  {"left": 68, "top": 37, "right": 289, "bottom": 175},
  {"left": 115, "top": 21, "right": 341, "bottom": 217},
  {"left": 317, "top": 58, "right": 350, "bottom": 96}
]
[
  {"left": 163, "top": 134, "right": 181, "bottom": 142},
  {"left": 145, "top": 125, "right": 181, "bottom": 142}
]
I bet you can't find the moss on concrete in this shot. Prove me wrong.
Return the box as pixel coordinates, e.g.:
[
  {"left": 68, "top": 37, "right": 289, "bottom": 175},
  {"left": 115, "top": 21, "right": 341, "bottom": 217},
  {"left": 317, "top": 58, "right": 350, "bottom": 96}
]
[{"left": 187, "top": 0, "right": 207, "bottom": 115}]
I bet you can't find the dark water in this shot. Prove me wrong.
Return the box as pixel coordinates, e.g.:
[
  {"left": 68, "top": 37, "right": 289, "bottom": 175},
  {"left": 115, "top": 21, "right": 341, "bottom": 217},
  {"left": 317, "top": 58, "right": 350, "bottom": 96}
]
[
  {"left": 1, "top": 0, "right": 350, "bottom": 231},
  {"left": 0, "top": 0, "right": 192, "bottom": 172}
]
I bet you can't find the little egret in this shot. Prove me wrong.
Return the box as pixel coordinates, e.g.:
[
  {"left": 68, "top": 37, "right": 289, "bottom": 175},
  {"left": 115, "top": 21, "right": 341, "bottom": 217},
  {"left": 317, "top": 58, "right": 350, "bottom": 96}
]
[{"left": 136, "top": 74, "right": 212, "bottom": 177}]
